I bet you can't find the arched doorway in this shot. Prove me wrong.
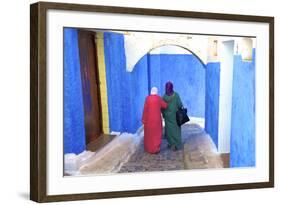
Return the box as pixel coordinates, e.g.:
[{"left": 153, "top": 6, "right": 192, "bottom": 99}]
[{"left": 133, "top": 44, "right": 206, "bottom": 124}]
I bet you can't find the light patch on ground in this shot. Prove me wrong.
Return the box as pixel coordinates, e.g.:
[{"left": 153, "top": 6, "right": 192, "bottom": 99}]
[
  {"left": 64, "top": 128, "right": 143, "bottom": 176},
  {"left": 183, "top": 124, "right": 223, "bottom": 169},
  {"left": 189, "top": 117, "right": 205, "bottom": 129}
]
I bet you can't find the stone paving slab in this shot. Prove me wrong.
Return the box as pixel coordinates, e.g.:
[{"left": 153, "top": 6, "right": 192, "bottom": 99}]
[
  {"left": 74, "top": 123, "right": 223, "bottom": 175},
  {"left": 118, "top": 137, "right": 185, "bottom": 173},
  {"left": 119, "top": 123, "right": 223, "bottom": 173},
  {"left": 183, "top": 124, "right": 223, "bottom": 169}
]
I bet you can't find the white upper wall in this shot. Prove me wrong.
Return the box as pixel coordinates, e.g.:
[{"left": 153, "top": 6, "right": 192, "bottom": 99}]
[
  {"left": 150, "top": 45, "right": 191, "bottom": 54},
  {"left": 218, "top": 40, "right": 235, "bottom": 153},
  {"left": 121, "top": 31, "right": 256, "bottom": 72},
  {"left": 123, "top": 32, "right": 209, "bottom": 71}
]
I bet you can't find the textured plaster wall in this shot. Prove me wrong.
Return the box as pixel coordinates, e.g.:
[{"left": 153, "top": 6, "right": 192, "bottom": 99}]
[
  {"left": 104, "top": 32, "right": 130, "bottom": 132},
  {"left": 130, "top": 56, "right": 150, "bottom": 131},
  {"left": 104, "top": 32, "right": 148, "bottom": 133},
  {"left": 63, "top": 28, "right": 86, "bottom": 154},
  {"left": 205, "top": 62, "right": 220, "bottom": 148},
  {"left": 104, "top": 33, "right": 206, "bottom": 133},
  {"left": 230, "top": 49, "right": 256, "bottom": 167},
  {"left": 151, "top": 54, "right": 206, "bottom": 117}
]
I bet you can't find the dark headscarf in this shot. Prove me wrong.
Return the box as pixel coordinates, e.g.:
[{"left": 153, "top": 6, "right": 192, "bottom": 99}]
[{"left": 165, "top": 81, "right": 174, "bottom": 96}]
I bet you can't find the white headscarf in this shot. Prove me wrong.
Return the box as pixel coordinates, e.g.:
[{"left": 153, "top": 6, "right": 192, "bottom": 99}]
[{"left": 150, "top": 87, "right": 158, "bottom": 95}]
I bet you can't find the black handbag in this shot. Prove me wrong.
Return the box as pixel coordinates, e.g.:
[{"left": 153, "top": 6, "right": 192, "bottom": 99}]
[{"left": 176, "top": 107, "right": 190, "bottom": 126}]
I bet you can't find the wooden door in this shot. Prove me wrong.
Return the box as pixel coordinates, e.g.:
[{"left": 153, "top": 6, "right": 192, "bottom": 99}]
[{"left": 78, "top": 30, "right": 102, "bottom": 144}]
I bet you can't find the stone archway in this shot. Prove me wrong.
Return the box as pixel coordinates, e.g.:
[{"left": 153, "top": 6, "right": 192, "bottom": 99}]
[
  {"left": 129, "top": 43, "right": 206, "bottom": 127},
  {"left": 123, "top": 33, "right": 208, "bottom": 72},
  {"left": 147, "top": 44, "right": 206, "bottom": 67}
]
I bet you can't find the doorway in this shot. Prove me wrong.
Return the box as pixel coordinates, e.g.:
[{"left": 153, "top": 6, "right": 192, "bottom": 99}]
[
  {"left": 218, "top": 40, "right": 235, "bottom": 167},
  {"left": 78, "top": 30, "right": 102, "bottom": 145}
]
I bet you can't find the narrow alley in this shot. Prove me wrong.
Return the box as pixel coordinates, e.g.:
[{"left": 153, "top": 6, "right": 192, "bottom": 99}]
[
  {"left": 73, "top": 123, "right": 224, "bottom": 176},
  {"left": 119, "top": 123, "right": 223, "bottom": 173},
  {"left": 64, "top": 29, "right": 256, "bottom": 172}
]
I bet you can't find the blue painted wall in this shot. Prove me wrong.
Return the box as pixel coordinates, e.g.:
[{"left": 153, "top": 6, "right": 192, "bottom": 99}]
[
  {"left": 140, "top": 54, "right": 206, "bottom": 118},
  {"left": 104, "top": 32, "right": 128, "bottom": 132},
  {"left": 104, "top": 32, "right": 148, "bottom": 133},
  {"left": 63, "top": 28, "right": 86, "bottom": 154},
  {"left": 130, "top": 56, "right": 149, "bottom": 131},
  {"left": 148, "top": 54, "right": 161, "bottom": 93},
  {"left": 104, "top": 36, "right": 206, "bottom": 133},
  {"left": 205, "top": 63, "right": 220, "bottom": 147},
  {"left": 156, "top": 54, "right": 205, "bottom": 117},
  {"left": 230, "top": 49, "right": 256, "bottom": 167}
]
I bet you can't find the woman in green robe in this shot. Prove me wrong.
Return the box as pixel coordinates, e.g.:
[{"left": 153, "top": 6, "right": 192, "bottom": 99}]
[{"left": 162, "top": 82, "right": 183, "bottom": 151}]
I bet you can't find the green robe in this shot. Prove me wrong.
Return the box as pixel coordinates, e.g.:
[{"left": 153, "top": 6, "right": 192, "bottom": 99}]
[{"left": 162, "top": 92, "right": 183, "bottom": 149}]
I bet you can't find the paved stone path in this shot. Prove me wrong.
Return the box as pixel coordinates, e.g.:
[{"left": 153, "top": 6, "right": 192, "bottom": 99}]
[
  {"left": 183, "top": 124, "right": 223, "bottom": 169},
  {"left": 118, "top": 123, "right": 223, "bottom": 173}
]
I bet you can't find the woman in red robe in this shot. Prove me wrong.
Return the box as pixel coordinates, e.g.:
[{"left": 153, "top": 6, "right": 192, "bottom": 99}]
[{"left": 142, "top": 87, "right": 168, "bottom": 154}]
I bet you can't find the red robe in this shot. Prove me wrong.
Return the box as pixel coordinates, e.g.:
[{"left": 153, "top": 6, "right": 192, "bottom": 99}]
[{"left": 142, "top": 95, "right": 168, "bottom": 154}]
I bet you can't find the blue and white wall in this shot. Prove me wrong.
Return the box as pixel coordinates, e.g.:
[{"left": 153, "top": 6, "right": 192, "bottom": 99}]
[
  {"left": 204, "top": 38, "right": 256, "bottom": 167},
  {"left": 104, "top": 33, "right": 206, "bottom": 133},
  {"left": 63, "top": 29, "right": 256, "bottom": 168}
]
